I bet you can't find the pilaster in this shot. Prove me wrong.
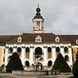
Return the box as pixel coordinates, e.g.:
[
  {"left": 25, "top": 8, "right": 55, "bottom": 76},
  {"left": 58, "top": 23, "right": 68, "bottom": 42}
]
[
  {"left": 5, "top": 47, "right": 9, "bottom": 66},
  {"left": 21, "top": 46, "right": 25, "bottom": 66},
  {"left": 52, "top": 46, "right": 56, "bottom": 65}
]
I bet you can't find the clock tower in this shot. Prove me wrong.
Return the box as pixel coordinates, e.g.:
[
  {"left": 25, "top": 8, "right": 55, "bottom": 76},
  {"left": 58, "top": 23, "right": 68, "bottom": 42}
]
[{"left": 32, "top": 5, "right": 44, "bottom": 33}]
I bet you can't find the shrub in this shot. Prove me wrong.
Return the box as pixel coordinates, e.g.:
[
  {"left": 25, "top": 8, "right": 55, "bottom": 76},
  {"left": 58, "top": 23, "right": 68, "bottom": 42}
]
[
  {"left": 52, "top": 53, "right": 71, "bottom": 72},
  {"left": 6, "top": 52, "right": 24, "bottom": 73}
]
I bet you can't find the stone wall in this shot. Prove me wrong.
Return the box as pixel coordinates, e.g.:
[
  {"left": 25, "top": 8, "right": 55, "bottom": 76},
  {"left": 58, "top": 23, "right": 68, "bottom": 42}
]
[{"left": 12, "top": 70, "right": 48, "bottom": 76}]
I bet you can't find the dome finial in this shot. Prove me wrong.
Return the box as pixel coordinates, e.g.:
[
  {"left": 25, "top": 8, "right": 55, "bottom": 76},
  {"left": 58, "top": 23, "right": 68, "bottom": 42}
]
[
  {"left": 36, "top": 3, "right": 41, "bottom": 13},
  {"left": 33, "top": 4, "right": 44, "bottom": 20}
]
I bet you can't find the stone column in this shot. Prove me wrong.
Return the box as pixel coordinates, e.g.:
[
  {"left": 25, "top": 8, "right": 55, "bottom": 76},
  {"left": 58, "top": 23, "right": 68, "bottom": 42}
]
[
  {"left": 21, "top": 46, "right": 25, "bottom": 66},
  {"left": 60, "top": 46, "right": 64, "bottom": 57},
  {"left": 69, "top": 46, "right": 73, "bottom": 68},
  {"left": 52, "top": 46, "right": 56, "bottom": 65},
  {"left": 5, "top": 47, "right": 9, "bottom": 66},
  {"left": 30, "top": 46, "right": 34, "bottom": 66},
  {"left": 13, "top": 46, "right": 17, "bottom": 52},
  {"left": 43, "top": 46, "right": 48, "bottom": 66}
]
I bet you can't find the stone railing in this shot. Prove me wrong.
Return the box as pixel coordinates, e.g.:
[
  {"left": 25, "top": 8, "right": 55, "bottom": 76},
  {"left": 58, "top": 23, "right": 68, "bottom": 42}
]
[{"left": 12, "top": 70, "right": 48, "bottom": 76}]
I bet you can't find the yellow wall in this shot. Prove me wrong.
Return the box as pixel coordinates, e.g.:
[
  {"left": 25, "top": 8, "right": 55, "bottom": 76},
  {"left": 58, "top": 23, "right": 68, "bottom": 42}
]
[
  {"left": 72, "top": 47, "right": 78, "bottom": 63},
  {"left": 0, "top": 47, "right": 4, "bottom": 66}
]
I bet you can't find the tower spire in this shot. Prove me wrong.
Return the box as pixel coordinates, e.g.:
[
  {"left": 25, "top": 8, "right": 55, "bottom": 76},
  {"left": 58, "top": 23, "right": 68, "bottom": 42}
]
[
  {"left": 36, "top": 3, "right": 41, "bottom": 16},
  {"left": 32, "top": 5, "right": 44, "bottom": 33},
  {"left": 38, "top": 3, "right": 39, "bottom": 8}
]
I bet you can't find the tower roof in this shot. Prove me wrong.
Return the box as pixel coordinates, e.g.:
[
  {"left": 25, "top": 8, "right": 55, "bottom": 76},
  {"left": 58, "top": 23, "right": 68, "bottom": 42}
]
[{"left": 33, "top": 5, "right": 44, "bottom": 20}]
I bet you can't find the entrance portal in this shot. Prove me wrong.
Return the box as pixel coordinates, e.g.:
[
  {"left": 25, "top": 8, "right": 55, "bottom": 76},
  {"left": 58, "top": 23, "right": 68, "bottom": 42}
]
[
  {"left": 33, "top": 47, "right": 43, "bottom": 71},
  {"left": 35, "top": 47, "right": 43, "bottom": 58}
]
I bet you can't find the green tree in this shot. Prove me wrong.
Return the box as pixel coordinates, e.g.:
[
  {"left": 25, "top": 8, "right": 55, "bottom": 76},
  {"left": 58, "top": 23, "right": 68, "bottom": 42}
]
[
  {"left": 6, "top": 52, "right": 24, "bottom": 73},
  {"left": 72, "top": 52, "right": 78, "bottom": 78},
  {"left": 52, "top": 53, "right": 71, "bottom": 72}
]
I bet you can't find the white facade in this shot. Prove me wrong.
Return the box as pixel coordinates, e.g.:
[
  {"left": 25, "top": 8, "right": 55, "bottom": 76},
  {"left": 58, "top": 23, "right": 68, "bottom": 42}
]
[
  {"left": 5, "top": 43, "right": 73, "bottom": 70},
  {"left": 4, "top": 6, "right": 73, "bottom": 70}
]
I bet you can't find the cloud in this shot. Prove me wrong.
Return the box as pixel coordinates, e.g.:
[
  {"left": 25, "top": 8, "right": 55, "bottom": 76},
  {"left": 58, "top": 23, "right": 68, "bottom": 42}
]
[{"left": 0, "top": 0, "right": 78, "bottom": 35}]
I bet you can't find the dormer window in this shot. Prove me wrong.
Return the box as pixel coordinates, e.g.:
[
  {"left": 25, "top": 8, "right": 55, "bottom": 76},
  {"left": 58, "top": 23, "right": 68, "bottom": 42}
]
[
  {"left": 17, "top": 37, "right": 22, "bottom": 42},
  {"left": 76, "top": 39, "right": 78, "bottom": 44},
  {"left": 35, "top": 35, "right": 42, "bottom": 42},
  {"left": 55, "top": 36, "right": 60, "bottom": 42}
]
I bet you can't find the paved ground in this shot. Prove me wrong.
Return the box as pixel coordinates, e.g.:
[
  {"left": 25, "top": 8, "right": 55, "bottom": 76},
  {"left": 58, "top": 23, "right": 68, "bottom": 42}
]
[{"left": 0, "top": 73, "right": 73, "bottom": 78}]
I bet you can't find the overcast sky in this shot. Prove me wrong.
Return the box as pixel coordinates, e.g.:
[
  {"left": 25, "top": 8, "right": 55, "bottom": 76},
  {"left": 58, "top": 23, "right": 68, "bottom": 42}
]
[{"left": 0, "top": 0, "right": 78, "bottom": 35}]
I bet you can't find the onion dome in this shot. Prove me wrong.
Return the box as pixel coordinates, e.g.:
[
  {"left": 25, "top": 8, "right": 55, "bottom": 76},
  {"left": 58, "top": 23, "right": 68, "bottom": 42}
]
[{"left": 33, "top": 5, "right": 44, "bottom": 20}]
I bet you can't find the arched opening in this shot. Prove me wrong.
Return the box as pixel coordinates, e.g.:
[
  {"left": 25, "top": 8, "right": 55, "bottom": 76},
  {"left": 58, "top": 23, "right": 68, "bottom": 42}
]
[
  {"left": 64, "top": 47, "right": 68, "bottom": 53},
  {"left": 56, "top": 47, "right": 60, "bottom": 53},
  {"left": 48, "top": 60, "right": 52, "bottom": 67},
  {"left": 26, "top": 47, "right": 30, "bottom": 52},
  {"left": 17, "top": 47, "right": 21, "bottom": 53},
  {"left": 9, "top": 47, "right": 13, "bottom": 53},
  {"left": 48, "top": 47, "right": 51, "bottom": 52},
  {"left": 35, "top": 47, "right": 42, "bottom": 58},
  {"left": 25, "top": 61, "right": 30, "bottom": 67},
  {"left": 25, "top": 47, "right": 30, "bottom": 59},
  {"left": 17, "top": 47, "right": 21, "bottom": 56},
  {"left": 47, "top": 47, "right": 52, "bottom": 59},
  {"left": 65, "top": 55, "right": 69, "bottom": 61}
]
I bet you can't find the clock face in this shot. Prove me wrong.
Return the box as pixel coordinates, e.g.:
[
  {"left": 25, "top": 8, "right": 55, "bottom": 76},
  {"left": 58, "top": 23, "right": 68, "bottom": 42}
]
[
  {"left": 36, "top": 26, "right": 40, "bottom": 30},
  {"left": 35, "top": 21, "right": 40, "bottom": 30}
]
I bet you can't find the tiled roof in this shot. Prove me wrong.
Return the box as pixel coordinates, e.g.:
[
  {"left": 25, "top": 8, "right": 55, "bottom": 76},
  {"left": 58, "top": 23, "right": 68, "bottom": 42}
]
[
  {"left": 0, "top": 35, "right": 18, "bottom": 45},
  {"left": 0, "top": 33, "right": 78, "bottom": 45},
  {"left": 58, "top": 35, "right": 78, "bottom": 44},
  {"left": 7, "top": 33, "right": 55, "bottom": 43}
]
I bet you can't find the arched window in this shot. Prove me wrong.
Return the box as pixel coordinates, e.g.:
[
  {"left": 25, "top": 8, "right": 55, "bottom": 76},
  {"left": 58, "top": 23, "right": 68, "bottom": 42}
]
[
  {"left": 35, "top": 47, "right": 42, "bottom": 58},
  {"left": 64, "top": 47, "right": 68, "bottom": 53},
  {"left": 47, "top": 47, "right": 52, "bottom": 59},
  {"left": 25, "top": 47, "right": 30, "bottom": 59},
  {"left": 26, "top": 47, "right": 30, "bottom": 52},
  {"left": 56, "top": 47, "right": 60, "bottom": 53},
  {"left": 9, "top": 47, "right": 13, "bottom": 53},
  {"left": 55, "top": 36, "right": 60, "bottom": 42},
  {"left": 17, "top": 37, "right": 22, "bottom": 42},
  {"left": 35, "top": 35, "right": 42, "bottom": 42},
  {"left": 25, "top": 61, "right": 30, "bottom": 67},
  {"left": 48, "top": 47, "right": 51, "bottom": 52},
  {"left": 65, "top": 55, "right": 69, "bottom": 61},
  {"left": 8, "top": 56, "right": 12, "bottom": 62},
  {"left": 48, "top": 60, "right": 52, "bottom": 67},
  {"left": 17, "top": 47, "right": 21, "bottom": 53}
]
